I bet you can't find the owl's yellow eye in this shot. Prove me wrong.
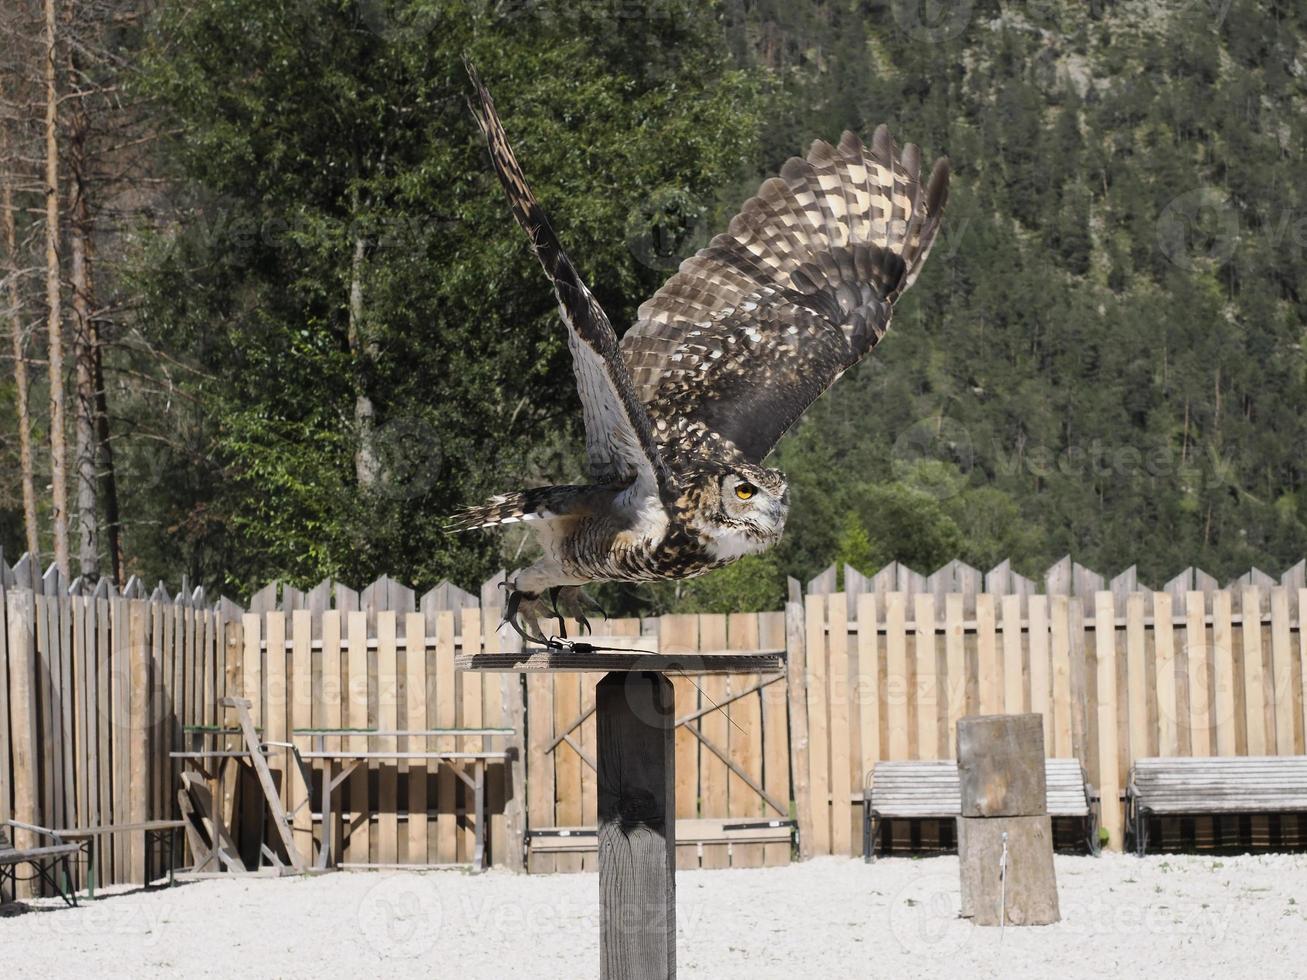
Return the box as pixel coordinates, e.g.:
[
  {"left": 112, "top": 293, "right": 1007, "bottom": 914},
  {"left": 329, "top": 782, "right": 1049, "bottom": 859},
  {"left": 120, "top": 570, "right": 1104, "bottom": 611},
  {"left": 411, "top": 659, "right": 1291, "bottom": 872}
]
[{"left": 734, "top": 482, "right": 757, "bottom": 501}]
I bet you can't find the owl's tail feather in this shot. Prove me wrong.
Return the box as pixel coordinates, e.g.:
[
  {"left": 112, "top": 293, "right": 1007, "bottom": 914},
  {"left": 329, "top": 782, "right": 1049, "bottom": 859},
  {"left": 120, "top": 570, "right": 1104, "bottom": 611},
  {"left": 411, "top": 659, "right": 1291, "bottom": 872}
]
[{"left": 445, "top": 485, "right": 601, "bottom": 532}]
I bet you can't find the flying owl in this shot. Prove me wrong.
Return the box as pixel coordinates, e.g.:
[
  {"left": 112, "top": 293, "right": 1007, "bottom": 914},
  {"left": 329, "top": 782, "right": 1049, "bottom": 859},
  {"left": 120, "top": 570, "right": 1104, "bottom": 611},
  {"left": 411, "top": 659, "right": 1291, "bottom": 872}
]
[{"left": 453, "top": 64, "right": 949, "bottom": 644}]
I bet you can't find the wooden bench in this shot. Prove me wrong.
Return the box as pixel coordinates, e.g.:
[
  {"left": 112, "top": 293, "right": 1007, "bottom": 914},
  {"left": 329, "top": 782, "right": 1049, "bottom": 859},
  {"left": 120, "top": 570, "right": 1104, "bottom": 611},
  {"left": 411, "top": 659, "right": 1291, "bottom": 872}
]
[
  {"left": 56, "top": 821, "right": 188, "bottom": 898},
  {"left": 0, "top": 820, "right": 82, "bottom": 907},
  {"left": 1127, "top": 755, "right": 1307, "bottom": 856},
  {"left": 861, "top": 758, "right": 1098, "bottom": 861},
  {"left": 528, "top": 818, "right": 793, "bottom": 862}
]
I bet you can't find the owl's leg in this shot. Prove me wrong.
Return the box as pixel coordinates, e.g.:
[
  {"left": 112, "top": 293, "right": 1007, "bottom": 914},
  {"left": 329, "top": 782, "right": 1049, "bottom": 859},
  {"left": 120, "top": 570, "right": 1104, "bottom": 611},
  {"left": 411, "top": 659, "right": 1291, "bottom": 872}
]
[
  {"left": 550, "top": 586, "right": 609, "bottom": 637},
  {"left": 546, "top": 586, "right": 568, "bottom": 640},
  {"left": 501, "top": 588, "right": 552, "bottom": 647}
]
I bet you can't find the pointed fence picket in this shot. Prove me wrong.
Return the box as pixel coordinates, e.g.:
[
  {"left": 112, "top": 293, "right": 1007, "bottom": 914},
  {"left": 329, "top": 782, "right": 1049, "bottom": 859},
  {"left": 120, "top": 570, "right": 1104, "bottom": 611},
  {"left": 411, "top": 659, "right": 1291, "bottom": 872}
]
[{"left": 5, "top": 555, "right": 1307, "bottom": 897}]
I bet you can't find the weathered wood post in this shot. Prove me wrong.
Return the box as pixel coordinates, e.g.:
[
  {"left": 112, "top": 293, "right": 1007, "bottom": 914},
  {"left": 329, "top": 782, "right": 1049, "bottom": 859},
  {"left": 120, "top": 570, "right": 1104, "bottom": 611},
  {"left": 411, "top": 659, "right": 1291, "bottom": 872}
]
[
  {"left": 458, "top": 643, "right": 782, "bottom": 980},
  {"left": 597, "top": 671, "right": 675, "bottom": 979},
  {"left": 957, "top": 713, "right": 1060, "bottom": 926}
]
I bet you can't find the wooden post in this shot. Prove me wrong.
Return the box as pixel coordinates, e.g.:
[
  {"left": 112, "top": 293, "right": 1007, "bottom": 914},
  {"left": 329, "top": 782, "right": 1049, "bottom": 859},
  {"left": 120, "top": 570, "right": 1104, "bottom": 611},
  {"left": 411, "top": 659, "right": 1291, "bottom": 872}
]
[
  {"left": 956, "top": 713, "right": 1059, "bottom": 927},
  {"left": 597, "top": 671, "right": 675, "bottom": 980}
]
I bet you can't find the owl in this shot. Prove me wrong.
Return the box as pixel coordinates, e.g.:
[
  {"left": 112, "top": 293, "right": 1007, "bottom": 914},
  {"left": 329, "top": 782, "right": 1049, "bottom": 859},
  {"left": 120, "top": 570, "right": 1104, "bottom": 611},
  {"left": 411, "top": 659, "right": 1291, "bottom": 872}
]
[{"left": 452, "top": 63, "right": 949, "bottom": 644}]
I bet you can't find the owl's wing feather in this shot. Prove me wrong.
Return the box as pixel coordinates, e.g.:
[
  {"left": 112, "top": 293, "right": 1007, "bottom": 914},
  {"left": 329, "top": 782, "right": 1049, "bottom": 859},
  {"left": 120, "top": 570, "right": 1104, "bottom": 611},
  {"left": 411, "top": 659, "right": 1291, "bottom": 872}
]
[
  {"left": 622, "top": 127, "right": 949, "bottom": 463},
  {"left": 466, "top": 63, "right": 672, "bottom": 495}
]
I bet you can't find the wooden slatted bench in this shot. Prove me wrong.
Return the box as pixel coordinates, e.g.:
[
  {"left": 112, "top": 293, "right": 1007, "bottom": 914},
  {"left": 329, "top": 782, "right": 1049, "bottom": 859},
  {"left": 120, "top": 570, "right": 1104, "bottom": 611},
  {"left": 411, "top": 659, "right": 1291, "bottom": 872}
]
[
  {"left": 1127, "top": 755, "right": 1307, "bottom": 856},
  {"left": 861, "top": 758, "right": 1098, "bottom": 861},
  {"left": 528, "top": 818, "right": 794, "bottom": 865},
  {"left": 1, "top": 820, "right": 82, "bottom": 907}
]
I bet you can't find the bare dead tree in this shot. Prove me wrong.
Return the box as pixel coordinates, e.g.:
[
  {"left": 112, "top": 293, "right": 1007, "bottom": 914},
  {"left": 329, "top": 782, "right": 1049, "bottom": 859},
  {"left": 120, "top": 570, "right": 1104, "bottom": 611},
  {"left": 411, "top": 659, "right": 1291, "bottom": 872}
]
[
  {"left": 1, "top": 85, "right": 41, "bottom": 563},
  {"left": 66, "top": 32, "right": 99, "bottom": 578},
  {"left": 42, "top": 0, "right": 70, "bottom": 575}
]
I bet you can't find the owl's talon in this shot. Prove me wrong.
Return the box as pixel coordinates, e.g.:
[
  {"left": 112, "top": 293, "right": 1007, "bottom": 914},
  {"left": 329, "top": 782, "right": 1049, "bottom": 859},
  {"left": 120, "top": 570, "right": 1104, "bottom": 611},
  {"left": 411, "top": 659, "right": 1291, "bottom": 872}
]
[
  {"left": 576, "top": 613, "right": 592, "bottom": 636},
  {"left": 503, "top": 588, "right": 552, "bottom": 647}
]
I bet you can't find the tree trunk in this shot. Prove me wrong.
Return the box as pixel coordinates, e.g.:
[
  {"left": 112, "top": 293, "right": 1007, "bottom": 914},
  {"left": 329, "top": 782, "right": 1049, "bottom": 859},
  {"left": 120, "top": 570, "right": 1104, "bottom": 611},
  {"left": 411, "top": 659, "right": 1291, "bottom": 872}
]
[
  {"left": 1, "top": 109, "right": 41, "bottom": 562},
  {"left": 348, "top": 232, "right": 377, "bottom": 489},
  {"left": 68, "top": 76, "right": 99, "bottom": 579},
  {"left": 93, "top": 340, "right": 124, "bottom": 584},
  {"left": 43, "top": 0, "right": 70, "bottom": 576}
]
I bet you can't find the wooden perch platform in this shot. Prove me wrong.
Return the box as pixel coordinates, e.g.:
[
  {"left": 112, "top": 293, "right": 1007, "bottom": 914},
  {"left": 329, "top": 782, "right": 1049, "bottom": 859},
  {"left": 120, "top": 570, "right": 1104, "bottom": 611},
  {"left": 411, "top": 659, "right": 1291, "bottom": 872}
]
[{"left": 456, "top": 647, "right": 784, "bottom": 674}]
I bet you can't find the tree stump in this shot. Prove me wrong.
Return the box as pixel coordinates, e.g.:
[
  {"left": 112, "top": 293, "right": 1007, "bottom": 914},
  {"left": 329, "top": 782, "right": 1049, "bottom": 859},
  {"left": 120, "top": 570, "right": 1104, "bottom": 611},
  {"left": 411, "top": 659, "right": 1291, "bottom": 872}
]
[{"left": 957, "top": 714, "right": 1060, "bottom": 926}]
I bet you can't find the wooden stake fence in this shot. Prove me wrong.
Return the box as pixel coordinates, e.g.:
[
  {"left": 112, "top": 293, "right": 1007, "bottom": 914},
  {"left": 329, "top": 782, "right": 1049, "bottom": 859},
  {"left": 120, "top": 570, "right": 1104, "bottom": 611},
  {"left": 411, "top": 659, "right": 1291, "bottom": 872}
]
[{"left": 5, "top": 552, "right": 1307, "bottom": 898}]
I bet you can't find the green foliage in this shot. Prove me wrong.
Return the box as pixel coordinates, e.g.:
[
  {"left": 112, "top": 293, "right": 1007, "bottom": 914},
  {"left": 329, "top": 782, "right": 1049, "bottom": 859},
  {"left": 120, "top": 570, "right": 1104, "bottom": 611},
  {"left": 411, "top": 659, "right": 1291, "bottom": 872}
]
[
  {"left": 124, "top": 0, "right": 770, "bottom": 596},
  {"left": 24, "top": 0, "right": 1307, "bottom": 609}
]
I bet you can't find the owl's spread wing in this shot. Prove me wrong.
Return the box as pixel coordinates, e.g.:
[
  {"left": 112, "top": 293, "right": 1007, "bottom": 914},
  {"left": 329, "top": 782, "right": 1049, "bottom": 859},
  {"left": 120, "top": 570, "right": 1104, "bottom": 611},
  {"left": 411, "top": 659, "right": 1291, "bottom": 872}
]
[
  {"left": 621, "top": 128, "right": 949, "bottom": 463},
  {"left": 467, "top": 64, "right": 671, "bottom": 495}
]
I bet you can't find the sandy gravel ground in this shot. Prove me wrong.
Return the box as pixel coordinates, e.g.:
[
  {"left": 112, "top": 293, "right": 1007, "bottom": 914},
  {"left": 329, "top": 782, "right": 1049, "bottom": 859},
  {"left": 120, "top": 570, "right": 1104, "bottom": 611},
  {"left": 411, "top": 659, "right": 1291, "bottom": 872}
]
[{"left": 2, "top": 852, "right": 1305, "bottom": 979}]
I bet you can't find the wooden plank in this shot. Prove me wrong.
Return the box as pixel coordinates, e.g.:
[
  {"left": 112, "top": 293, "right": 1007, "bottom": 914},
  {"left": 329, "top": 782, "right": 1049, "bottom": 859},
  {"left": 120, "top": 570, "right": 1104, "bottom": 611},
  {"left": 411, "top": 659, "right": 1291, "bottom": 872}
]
[
  {"left": 321, "top": 610, "right": 344, "bottom": 862},
  {"left": 804, "top": 595, "right": 831, "bottom": 854},
  {"left": 7, "top": 590, "right": 40, "bottom": 893},
  {"left": 1028, "top": 595, "right": 1051, "bottom": 749},
  {"left": 549, "top": 645, "right": 582, "bottom": 875},
  {"left": 855, "top": 594, "right": 880, "bottom": 793},
  {"left": 404, "top": 612, "right": 429, "bottom": 868},
  {"left": 95, "top": 596, "right": 111, "bottom": 883},
  {"left": 73, "top": 596, "right": 90, "bottom": 887},
  {"left": 435, "top": 611, "right": 457, "bottom": 865},
  {"left": 661, "top": 613, "right": 700, "bottom": 870},
  {"left": 1211, "top": 589, "right": 1237, "bottom": 756},
  {"left": 914, "top": 593, "right": 938, "bottom": 760},
  {"left": 825, "top": 595, "right": 851, "bottom": 856},
  {"left": 35, "top": 594, "right": 57, "bottom": 854},
  {"left": 479, "top": 582, "right": 508, "bottom": 870},
  {"left": 241, "top": 614, "right": 262, "bottom": 728},
  {"left": 524, "top": 650, "right": 555, "bottom": 872},
  {"left": 1241, "top": 587, "right": 1268, "bottom": 755},
  {"left": 290, "top": 611, "right": 313, "bottom": 859},
  {"left": 698, "top": 613, "right": 730, "bottom": 868},
  {"left": 884, "top": 592, "right": 908, "bottom": 761},
  {"left": 785, "top": 601, "right": 813, "bottom": 862},
  {"left": 376, "top": 611, "right": 399, "bottom": 865},
  {"left": 758, "top": 611, "right": 790, "bottom": 867},
  {"left": 265, "top": 610, "right": 289, "bottom": 850},
  {"left": 1126, "top": 594, "right": 1149, "bottom": 762},
  {"left": 1050, "top": 595, "right": 1074, "bottom": 757},
  {"left": 1186, "top": 591, "right": 1211, "bottom": 757},
  {"left": 944, "top": 594, "right": 965, "bottom": 756},
  {"left": 1270, "top": 587, "right": 1295, "bottom": 754},
  {"left": 128, "top": 600, "right": 149, "bottom": 883},
  {"left": 1001, "top": 594, "right": 1024, "bottom": 713},
  {"left": 347, "top": 610, "right": 370, "bottom": 863},
  {"left": 111, "top": 595, "right": 129, "bottom": 879},
  {"left": 1094, "top": 592, "right": 1122, "bottom": 850},
  {"left": 975, "top": 593, "right": 999, "bottom": 714},
  {"left": 727, "top": 612, "right": 764, "bottom": 867},
  {"left": 597, "top": 672, "right": 674, "bottom": 979},
  {"left": 1154, "top": 592, "right": 1178, "bottom": 757},
  {"left": 458, "top": 650, "right": 780, "bottom": 673}
]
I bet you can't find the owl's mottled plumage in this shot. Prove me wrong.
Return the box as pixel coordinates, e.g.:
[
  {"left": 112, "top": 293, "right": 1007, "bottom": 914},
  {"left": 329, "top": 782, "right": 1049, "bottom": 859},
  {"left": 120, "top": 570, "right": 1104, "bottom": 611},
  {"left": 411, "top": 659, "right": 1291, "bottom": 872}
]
[{"left": 455, "top": 63, "right": 949, "bottom": 641}]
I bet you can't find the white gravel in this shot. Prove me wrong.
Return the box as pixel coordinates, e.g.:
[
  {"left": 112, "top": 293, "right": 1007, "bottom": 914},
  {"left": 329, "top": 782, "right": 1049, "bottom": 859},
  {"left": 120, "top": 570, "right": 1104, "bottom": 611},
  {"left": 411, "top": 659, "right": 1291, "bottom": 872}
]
[{"left": 2, "top": 852, "right": 1305, "bottom": 978}]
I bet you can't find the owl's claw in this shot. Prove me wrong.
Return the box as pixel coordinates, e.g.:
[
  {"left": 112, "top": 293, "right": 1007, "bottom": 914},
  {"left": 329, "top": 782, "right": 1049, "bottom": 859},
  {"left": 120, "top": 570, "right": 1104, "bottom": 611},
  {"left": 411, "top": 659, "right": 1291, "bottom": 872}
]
[
  {"left": 502, "top": 589, "right": 552, "bottom": 647},
  {"left": 502, "top": 584, "right": 607, "bottom": 647}
]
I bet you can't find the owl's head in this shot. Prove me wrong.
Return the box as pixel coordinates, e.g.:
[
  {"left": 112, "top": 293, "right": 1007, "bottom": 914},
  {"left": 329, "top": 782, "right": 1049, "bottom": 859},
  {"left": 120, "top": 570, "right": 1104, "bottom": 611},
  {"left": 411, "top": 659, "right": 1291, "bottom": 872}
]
[{"left": 681, "top": 460, "right": 789, "bottom": 557}]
